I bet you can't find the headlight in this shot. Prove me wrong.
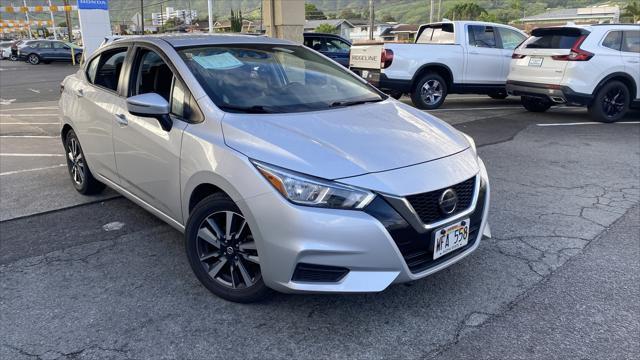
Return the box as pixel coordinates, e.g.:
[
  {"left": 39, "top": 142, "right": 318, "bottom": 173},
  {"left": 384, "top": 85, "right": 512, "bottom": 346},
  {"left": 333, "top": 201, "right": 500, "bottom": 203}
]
[
  {"left": 252, "top": 161, "right": 375, "bottom": 209},
  {"left": 462, "top": 133, "right": 477, "bottom": 155}
]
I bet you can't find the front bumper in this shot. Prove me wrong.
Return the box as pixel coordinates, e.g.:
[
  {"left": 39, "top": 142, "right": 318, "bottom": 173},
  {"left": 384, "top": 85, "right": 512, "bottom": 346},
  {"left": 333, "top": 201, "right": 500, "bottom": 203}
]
[
  {"left": 242, "top": 157, "right": 490, "bottom": 294},
  {"left": 506, "top": 80, "right": 592, "bottom": 106}
]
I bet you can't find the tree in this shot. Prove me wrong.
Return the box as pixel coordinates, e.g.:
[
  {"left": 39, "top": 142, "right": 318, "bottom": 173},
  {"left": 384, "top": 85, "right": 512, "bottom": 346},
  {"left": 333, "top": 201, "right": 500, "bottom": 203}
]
[
  {"left": 444, "top": 2, "right": 488, "bottom": 21},
  {"left": 339, "top": 8, "right": 362, "bottom": 20},
  {"left": 230, "top": 9, "right": 243, "bottom": 32},
  {"left": 380, "top": 14, "right": 396, "bottom": 22},
  {"left": 624, "top": 1, "right": 640, "bottom": 23},
  {"left": 305, "top": 3, "right": 327, "bottom": 20},
  {"left": 315, "top": 23, "right": 337, "bottom": 34}
]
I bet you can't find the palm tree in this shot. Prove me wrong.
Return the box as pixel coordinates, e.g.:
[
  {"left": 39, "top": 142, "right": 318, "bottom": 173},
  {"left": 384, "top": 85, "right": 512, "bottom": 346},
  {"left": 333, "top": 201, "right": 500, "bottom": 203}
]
[{"left": 624, "top": 1, "right": 640, "bottom": 23}]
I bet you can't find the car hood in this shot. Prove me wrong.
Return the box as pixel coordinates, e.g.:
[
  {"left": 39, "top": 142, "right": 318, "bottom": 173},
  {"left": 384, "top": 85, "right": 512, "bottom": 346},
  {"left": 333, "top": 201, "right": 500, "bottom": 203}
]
[{"left": 221, "top": 99, "right": 469, "bottom": 180}]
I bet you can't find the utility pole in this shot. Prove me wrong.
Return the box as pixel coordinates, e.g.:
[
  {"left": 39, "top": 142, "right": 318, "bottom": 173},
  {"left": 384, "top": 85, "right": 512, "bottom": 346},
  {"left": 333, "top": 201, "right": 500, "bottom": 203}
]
[
  {"left": 23, "top": 0, "right": 32, "bottom": 39},
  {"left": 140, "top": 0, "right": 145, "bottom": 34},
  {"left": 208, "top": 0, "right": 214, "bottom": 33},
  {"left": 47, "top": 0, "right": 57, "bottom": 39},
  {"left": 63, "top": 0, "right": 72, "bottom": 41},
  {"left": 159, "top": 3, "right": 163, "bottom": 32},
  {"left": 429, "top": 0, "right": 434, "bottom": 23},
  {"left": 368, "top": 0, "right": 374, "bottom": 40},
  {"left": 437, "top": 0, "right": 442, "bottom": 21}
]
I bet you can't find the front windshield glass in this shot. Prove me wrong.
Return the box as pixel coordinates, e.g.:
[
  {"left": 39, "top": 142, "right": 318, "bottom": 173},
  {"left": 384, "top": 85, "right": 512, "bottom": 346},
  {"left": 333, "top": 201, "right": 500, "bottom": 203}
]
[{"left": 178, "top": 44, "right": 384, "bottom": 113}]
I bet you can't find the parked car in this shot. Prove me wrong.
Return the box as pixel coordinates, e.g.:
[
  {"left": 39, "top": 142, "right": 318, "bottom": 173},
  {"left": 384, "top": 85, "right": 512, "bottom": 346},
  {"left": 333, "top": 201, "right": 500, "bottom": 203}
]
[
  {"left": 0, "top": 41, "right": 13, "bottom": 59},
  {"left": 349, "top": 21, "right": 528, "bottom": 108},
  {"left": 303, "top": 32, "right": 351, "bottom": 67},
  {"left": 507, "top": 24, "right": 639, "bottom": 122},
  {"left": 10, "top": 40, "right": 33, "bottom": 61},
  {"left": 18, "top": 40, "right": 83, "bottom": 64},
  {"left": 59, "top": 35, "right": 490, "bottom": 302}
]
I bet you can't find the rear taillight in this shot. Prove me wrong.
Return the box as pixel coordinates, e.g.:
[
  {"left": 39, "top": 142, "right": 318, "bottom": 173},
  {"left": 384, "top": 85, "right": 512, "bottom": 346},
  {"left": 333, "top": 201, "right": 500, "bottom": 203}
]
[
  {"left": 512, "top": 53, "right": 526, "bottom": 59},
  {"left": 551, "top": 35, "right": 593, "bottom": 61},
  {"left": 381, "top": 49, "right": 394, "bottom": 69}
]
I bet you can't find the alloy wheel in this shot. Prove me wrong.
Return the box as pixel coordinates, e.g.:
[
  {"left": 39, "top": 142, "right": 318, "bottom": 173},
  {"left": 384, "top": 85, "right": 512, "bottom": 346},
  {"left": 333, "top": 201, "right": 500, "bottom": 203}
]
[
  {"left": 196, "top": 211, "right": 261, "bottom": 289},
  {"left": 28, "top": 54, "right": 39, "bottom": 64},
  {"left": 602, "top": 88, "right": 625, "bottom": 118},
  {"left": 421, "top": 79, "right": 443, "bottom": 105},
  {"left": 67, "top": 137, "right": 85, "bottom": 186}
]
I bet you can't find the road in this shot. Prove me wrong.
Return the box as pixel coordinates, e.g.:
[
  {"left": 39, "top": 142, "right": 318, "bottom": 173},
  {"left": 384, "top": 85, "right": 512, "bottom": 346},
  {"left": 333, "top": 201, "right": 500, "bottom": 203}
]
[{"left": 1, "top": 60, "right": 639, "bottom": 360}]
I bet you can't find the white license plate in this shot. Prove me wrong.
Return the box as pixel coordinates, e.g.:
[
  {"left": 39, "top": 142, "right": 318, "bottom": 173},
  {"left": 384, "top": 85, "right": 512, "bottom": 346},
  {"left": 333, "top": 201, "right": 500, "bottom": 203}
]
[
  {"left": 433, "top": 219, "right": 470, "bottom": 260},
  {"left": 361, "top": 70, "right": 370, "bottom": 78},
  {"left": 528, "top": 57, "right": 543, "bottom": 67}
]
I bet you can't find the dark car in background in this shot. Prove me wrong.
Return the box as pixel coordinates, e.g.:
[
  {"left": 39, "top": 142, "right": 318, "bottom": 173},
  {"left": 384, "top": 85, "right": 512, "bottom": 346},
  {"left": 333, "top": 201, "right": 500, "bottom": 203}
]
[
  {"left": 303, "top": 33, "right": 351, "bottom": 67},
  {"left": 18, "top": 40, "right": 82, "bottom": 65}
]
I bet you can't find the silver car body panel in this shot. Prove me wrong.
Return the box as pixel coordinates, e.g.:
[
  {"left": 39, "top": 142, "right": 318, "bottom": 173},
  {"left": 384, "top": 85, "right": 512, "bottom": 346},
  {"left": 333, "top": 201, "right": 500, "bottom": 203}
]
[{"left": 59, "top": 34, "right": 490, "bottom": 294}]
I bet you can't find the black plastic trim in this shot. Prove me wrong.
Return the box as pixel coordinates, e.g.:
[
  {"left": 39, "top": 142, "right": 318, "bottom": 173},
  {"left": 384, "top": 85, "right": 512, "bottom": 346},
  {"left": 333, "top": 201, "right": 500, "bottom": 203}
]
[{"left": 291, "top": 263, "right": 350, "bottom": 283}]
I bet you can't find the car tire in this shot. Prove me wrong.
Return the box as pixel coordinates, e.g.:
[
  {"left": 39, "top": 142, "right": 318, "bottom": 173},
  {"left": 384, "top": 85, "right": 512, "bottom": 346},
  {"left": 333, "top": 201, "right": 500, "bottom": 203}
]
[
  {"left": 411, "top": 72, "right": 448, "bottom": 110},
  {"left": 27, "top": 53, "right": 40, "bottom": 65},
  {"left": 64, "top": 130, "right": 106, "bottom": 195},
  {"left": 489, "top": 92, "right": 508, "bottom": 100},
  {"left": 9, "top": 54, "right": 18, "bottom": 61},
  {"left": 521, "top": 96, "right": 551, "bottom": 112},
  {"left": 185, "top": 193, "right": 271, "bottom": 303},
  {"left": 588, "top": 80, "right": 630, "bottom": 123}
]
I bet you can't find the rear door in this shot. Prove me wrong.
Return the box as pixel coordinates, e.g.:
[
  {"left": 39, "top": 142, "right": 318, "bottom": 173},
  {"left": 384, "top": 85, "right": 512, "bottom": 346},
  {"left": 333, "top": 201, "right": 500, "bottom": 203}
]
[
  {"left": 620, "top": 30, "right": 640, "bottom": 100},
  {"left": 496, "top": 26, "right": 527, "bottom": 81},
  {"left": 510, "top": 27, "right": 586, "bottom": 85},
  {"left": 464, "top": 24, "right": 503, "bottom": 84}
]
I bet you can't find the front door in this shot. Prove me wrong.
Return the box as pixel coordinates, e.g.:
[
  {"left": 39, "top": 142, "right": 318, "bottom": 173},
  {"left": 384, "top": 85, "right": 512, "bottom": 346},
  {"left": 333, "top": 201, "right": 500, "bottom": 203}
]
[
  {"left": 464, "top": 25, "right": 503, "bottom": 84},
  {"left": 112, "top": 47, "right": 187, "bottom": 222},
  {"left": 621, "top": 30, "right": 640, "bottom": 100}
]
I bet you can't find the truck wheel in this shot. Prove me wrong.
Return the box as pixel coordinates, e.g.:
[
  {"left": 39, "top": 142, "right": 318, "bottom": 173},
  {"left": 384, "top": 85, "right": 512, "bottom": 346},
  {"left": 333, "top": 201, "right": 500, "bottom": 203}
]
[
  {"left": 521, "top": 96, "right": 551, "bottom": 112},
  {"left": 411, "top": 73, "right": 448, "bottom": 110},
  {"left": 588, "top": 80, "right": 630, "bottom": 123}
]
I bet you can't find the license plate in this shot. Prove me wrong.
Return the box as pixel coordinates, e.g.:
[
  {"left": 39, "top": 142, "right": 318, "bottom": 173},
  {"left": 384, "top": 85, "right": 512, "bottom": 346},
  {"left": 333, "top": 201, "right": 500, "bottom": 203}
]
[
  {"left": 361, "top": 70, "right": 370, "bottom": 78},
  {"left": 528, "top": 57, "right": 543, "bottom": 67},
  {"left": 433, "top": 219, "right": 470, "bottom": 260}
]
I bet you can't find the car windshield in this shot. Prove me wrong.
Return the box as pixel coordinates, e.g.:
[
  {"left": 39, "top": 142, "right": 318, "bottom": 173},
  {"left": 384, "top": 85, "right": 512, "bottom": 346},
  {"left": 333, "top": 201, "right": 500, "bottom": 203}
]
[{"left": 178, "top": 44, "right": 384, "bottom": 113}]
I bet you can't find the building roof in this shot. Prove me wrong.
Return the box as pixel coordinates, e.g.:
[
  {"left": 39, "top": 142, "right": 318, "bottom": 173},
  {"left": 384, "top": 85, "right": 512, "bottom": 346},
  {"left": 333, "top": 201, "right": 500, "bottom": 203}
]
[
  {"left": 304, "top": 19, "right": 355, "bottom": 30},
  {"left": 390, "top": 24, "right": 419, "bottom": 33},
  {"left": 520, "top": 6, "right": 619, "bottom": 22}
]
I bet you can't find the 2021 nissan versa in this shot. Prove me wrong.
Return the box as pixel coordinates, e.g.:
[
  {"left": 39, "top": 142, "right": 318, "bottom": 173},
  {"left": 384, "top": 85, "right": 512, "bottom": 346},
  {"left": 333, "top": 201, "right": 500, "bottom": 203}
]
[{"left": 59, "top": 35, "right": 490, "bottom": 302}]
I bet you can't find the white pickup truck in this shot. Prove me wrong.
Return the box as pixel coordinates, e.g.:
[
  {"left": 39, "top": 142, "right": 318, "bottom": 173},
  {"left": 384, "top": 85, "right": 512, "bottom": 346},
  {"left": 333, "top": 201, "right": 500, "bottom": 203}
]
[{"left": 349, "top": 21, "right": 528, "bottom": 109}]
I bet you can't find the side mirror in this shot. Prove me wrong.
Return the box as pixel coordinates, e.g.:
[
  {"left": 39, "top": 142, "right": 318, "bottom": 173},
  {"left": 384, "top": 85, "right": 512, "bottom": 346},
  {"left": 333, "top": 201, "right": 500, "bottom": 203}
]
[{"left": 126, "top": 93, "right": 173, "bottom": 131}]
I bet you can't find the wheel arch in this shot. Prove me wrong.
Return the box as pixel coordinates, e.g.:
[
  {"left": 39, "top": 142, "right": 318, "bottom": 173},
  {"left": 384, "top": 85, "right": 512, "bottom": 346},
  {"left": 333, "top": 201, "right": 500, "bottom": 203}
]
[
  {"left": 183, "top": 170, "right": 248, "bottom": 222},
  {"left": 61, "top": 123, "right": 74, "bottom": 142},
  {"left": 593, "top": 72, "right": 637, "bottom": 100},
  {"left": 410, "top": 63, "right": 454, "bottom": 92}
]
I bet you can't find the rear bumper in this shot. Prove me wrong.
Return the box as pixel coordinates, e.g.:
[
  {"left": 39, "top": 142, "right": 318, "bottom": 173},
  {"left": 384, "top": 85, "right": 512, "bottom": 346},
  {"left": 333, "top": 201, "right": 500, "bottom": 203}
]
[
  {"left": 352, "top": 68, "right": 412, "bottom": 93},
  {"left": 506, "top": 80, "right": 592, "bottom": 106}
]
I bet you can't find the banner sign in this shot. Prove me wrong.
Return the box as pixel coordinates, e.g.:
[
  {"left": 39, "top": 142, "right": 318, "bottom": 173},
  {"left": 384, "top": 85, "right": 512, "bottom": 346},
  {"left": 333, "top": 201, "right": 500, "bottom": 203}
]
[{"left": 78, "top": 0, "right": 109, "bottom": 11}]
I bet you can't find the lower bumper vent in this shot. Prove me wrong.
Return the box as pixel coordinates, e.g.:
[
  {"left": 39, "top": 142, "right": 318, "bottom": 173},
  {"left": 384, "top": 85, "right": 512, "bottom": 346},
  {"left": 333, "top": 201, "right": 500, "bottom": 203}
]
[{"left": 292, "top": 263, "right": 349, "bottom": 283}]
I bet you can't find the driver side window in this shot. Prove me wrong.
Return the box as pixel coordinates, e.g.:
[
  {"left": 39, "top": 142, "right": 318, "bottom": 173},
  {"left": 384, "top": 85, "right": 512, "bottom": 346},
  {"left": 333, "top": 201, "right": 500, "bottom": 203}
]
[{"left": 468, "top": 25, "right": 498, "bottom": 48}]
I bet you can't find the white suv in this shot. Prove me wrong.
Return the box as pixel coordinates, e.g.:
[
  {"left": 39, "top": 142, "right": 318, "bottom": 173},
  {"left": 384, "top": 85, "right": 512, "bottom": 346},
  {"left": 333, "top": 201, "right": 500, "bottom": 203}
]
[{"left": 507, "top": 25, "right": 639, "bottom": 122}]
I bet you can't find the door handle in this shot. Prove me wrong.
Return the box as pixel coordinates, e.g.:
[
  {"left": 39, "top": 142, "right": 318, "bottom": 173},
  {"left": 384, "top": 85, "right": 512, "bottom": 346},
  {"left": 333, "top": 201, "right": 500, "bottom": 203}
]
[
  {"left": 469, "top": 51, "right": 479, "bottom": 54},
  {"left": 114, "top": 113, "right": 128, "bottom": 126},
  {"left": 628, "top": 60, "right": 640, "bottom": 64},
  {"left": 75, "top": 88, "right": 84, "bottom": 97}
]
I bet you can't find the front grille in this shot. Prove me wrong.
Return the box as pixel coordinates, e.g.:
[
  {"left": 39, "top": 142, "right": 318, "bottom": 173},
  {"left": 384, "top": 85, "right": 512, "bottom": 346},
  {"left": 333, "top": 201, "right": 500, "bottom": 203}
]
[
  {"left": 406, "top": 176, "right": 476, "bottom": 225},
  {"left": 291, "top": 263, "right": 349, "bottom": 283}
]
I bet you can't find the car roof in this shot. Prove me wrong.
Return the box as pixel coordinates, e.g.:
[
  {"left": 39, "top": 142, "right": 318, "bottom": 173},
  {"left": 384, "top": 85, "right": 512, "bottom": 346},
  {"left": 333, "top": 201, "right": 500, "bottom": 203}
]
[{"left": 112, "top": 34, "right": 297, "bottom": 48}]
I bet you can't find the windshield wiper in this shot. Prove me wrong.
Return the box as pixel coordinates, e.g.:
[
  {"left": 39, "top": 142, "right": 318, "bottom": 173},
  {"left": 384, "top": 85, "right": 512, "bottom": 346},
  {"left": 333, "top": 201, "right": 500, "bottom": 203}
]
[
  {"left": 218, "top": 104, "right": 273, "bottom": 114},
  {"left": 330, "top": 98, "right": 383, "bottom": 108}
]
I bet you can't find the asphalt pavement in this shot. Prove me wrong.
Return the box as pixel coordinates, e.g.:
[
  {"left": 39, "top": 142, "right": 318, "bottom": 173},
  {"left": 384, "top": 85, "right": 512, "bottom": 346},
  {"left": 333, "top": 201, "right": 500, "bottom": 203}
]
[{"left": 1, "top": 59, "right": 639, "bottom": 360}]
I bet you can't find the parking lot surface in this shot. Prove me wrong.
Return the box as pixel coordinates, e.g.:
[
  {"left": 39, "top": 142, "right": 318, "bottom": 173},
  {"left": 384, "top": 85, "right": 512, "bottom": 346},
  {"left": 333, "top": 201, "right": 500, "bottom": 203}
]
[{"left": 1, "top": 60, "right": 639, "bottom": 359}]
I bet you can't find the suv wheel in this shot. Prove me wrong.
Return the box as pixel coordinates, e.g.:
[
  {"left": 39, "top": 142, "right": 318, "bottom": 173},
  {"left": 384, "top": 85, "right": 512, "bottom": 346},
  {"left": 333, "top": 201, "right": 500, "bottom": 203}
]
[
  {"left": 185, "top": 193, "right": 271, "bottom": 303},
  {"left": 10, "top": 54, "right": 18, "bottom": 61},
  {"left": 64, "top": 130, "right": 105, "bottom": 194},
  {"left": 27, "top": 54, "right": 40, "bottom": 65},
  {"left": 588, "top": 80, "right": 630, "bottom": 123},
  {"left": 521, "top": 96, "right": 551, "bottom": 112},
  {"left": 411, "top": 73, "right": 448, "bottom": 110}
]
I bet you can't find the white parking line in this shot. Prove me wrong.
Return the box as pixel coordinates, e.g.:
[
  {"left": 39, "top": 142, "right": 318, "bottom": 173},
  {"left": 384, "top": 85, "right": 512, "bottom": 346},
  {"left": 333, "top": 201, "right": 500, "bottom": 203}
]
[
  {"left": 428, "top": 106, "right": 522, "bottom": 112},
  {"left": 0, "top": 114, "right": 58, "bottom": 117},
  {"left": 537, "top": 121, "right": 640, "bottom": 127},
  {"left": 0, "top": 135, "right": 57, "bottom": 138},
  {"left": 0, "top": 122, "right": 59, "bottom": 125},
  {"left": 27, "top": 88, "right": 41, "bottom": 93},
  {"left": 0, "top": 164, "right": 66, "bottom": 176},
  {"left": 0, "top": 153, "right": 64, "bottom": 157},
  {"left": 0, "top": 106, "right": 58, "bottom": 111}
]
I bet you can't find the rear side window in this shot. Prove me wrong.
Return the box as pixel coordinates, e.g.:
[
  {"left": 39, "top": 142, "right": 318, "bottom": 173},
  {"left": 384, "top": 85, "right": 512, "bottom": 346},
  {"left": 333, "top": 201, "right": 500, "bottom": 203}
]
[
  {"left": 93, "top": 48, "right": 127, "bottom": 92},
  {"left": 416, "top": 24, "right": 455, "bottom": 44},
  {"left": 602, "top": 31, "right": 622, "bottom": 51},
  {"left": 622, "top": 31, "right": 640, "bottom": 53},
  {"left": 468, "top": 25, "right": 498, "bottom": 48}
]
